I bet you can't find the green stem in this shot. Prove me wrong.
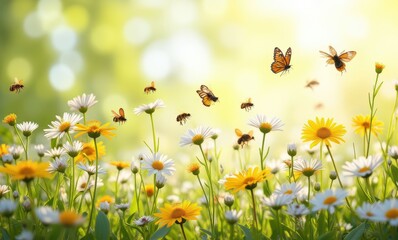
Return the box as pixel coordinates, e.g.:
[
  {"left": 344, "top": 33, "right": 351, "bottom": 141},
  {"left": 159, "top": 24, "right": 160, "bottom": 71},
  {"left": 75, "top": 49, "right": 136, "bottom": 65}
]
[
  {"left": 366, "top": 73, "right": 381, "bottom": 158},
  {"left": 86, "top": 138, "right": 99, "bottom": 235},
  {"left": 229, "top": 224, "right": 234, "bottom": 240},
  {"left": 364, "top": 177, "right": 376, "bottom": 202},
  {"left": 199, "top": 145, "right": 215, "bottom": 235},
  {"left": 13, "top": 126, "right": 27, "bottom": 159},
  {"left": 69, "top": 157, "right": 75, "bottom": 209},
  {"left": 53, "top": 174, "right": 61, "bottom": 209},
  {"left": 260, "top": 133, "right": 266, "bottom": 170},
  {"left": 149, "top": 113, "right": 157, "bottom": 153},
  {"left": 250, "top": 188, "right": 258, "bottom": 229},
  {"left": 25, "top": 136, "right": 30, "bottom": 160},
  {"left": 291, "top": 156, "right": 296, "bottom": 183},
  {"left": 196, "top": 175, "right": 213, "bottom": 230},
  {"left": 308, "top": 177, "right": 311, "bottom": 203},
  {"left": 115, "top": 170, "right": 120, "bottom": 203},
  {"left": 275, "top": 209, "right": 282, "bottom": 239},
  {"left": 133, "top": 173, "right": 140, "bottom": 215},
  {"left": 179, "top": 223, "right": 188, "bottom": 240}
]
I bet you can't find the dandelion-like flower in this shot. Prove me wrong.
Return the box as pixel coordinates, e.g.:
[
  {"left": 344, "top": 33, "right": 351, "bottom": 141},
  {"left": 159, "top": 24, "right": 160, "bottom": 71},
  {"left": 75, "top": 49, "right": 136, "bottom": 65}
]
[
  {"left": 145, "top": 184, "right": 155, "bottom": 197},
  {"left": 352, "top": 115, "right": 383, "bottom": 137},
  {"left": 372, "top": 199, "right": 398, "bottom": 226},
  {"left": 47, "top": 156, "right": 69, "bottom": 174},
  {"left": 225, "top": 210, "right": 242, "bottom": 225},
  {"left": 224, "top": 167, "right": 270, "bottom": 193},
  {"left": 302, "top": 117, "right": 346, "bottom": 148},
  {"left": 75, "top": 141, "right": 106, "bottom": 163},
  {"left": 180, "top": 126, "right": 214, "bottom": 146},
  {"left": 75, "top": 120, "right": 116, "bottom": 139},
  {"left": 16, "top": 121, "right": 39, "bottom": 137},
  {"left": 154, "top": 201, "right": 201, "bottom": 227},
  {"left": 133, "top": 99, "right": 165, "bottom": 115},
  {"left": 342, "top": 155, "right": 383, "bottom": 178},
  {"left": 293, "top": 158, "right": 322, "bottom": 179},
  {"left": 63, "top": 140, "right": 83, "bottom": 158},
  {"left": 356, "top": 202, "right": 378, "bottom": 220},
  {"left": 311, "top": 189, "right": 348, "bottom": 214},
  {"left": 134, "top": 216, "right": 154, "bottom": 226},
  {"left": 2, "top": 113, "right": 17, "bottom": 126},
  {"left": 142, "top": 153, "right": 175, "bottom": 177},
  {"left": 248, "top": 115, "right": 283, "bottom": 134},
  {"left": 187, "top": 163, "right": 200, "bottom": 175},
  {"left": 68, "top": 93, "right": 98, "bottom": 113},
  {"left": 44, "top": 113, "right": 83, "bottom": 139},
  {"left": 286, "top": 203, "right": 310, "bottom": 217},
  {"left": 375, "top": 62, "right": 385, "bottom": 74},
  {"left": 0, "top": 161, "right": 52, "bottom": 182}
]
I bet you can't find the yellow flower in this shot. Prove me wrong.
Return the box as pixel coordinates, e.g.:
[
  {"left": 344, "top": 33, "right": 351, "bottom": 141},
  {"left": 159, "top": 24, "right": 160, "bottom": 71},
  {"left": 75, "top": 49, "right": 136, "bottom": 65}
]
[
  {"left": 302, "top": 117, "right": 346, "bottom": 148},
  {"left": 0, "top": 161, "right": 52, "bottom": 182},
  {"left": 110, "top": 161, "right": 130, "bottom": 171},
  {"left": 59, "top": 211, "right": 84, "bottom": 227},
  {"left": 75, "top": 141, "right": 106, "bottom": 163},
  {"left": 154, "top": 201, "right": 201, "bottom": 227},
  {"left": 187, "top": 163, "right": 200, "bottom": 175},
  {"left": 96, "top": 195, "right": 114, "bottom": 208},
  {"left": 224, "top": 167, "right": 270, "bottom": 193},
  {"left": 75, "top": 120, "right": 116, "bottom": 139},
  {"left": 145, "top": 184, "right": 155, "bottom": 197},
  {"left": 375, "top": 62, "right": 385, "bottom": 74},
  {"left": 2, "top": 114, "right": 17, "bottom": 126},
  {"left": 352, "top": 115, "right": 383, "bottom": 136},
  {"left": 0, "top": 144, "right": 9, "bottom": 156}
]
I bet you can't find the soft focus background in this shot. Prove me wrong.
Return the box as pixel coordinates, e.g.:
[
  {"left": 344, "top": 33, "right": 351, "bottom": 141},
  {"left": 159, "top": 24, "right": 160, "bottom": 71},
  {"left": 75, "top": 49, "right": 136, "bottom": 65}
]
[{"left": 1, "top": 0, "right": 398, "bottom": 166}]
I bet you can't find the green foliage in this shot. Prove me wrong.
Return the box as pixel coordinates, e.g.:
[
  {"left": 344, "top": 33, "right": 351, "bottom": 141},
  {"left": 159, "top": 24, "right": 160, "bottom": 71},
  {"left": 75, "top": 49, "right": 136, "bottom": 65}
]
[{"left": 95, "top": 211, "right": 110, "bottom": 240}]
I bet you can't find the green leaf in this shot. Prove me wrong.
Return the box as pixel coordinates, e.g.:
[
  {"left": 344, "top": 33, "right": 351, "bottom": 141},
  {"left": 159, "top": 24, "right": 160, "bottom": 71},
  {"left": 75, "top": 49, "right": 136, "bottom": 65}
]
[
  {"left": 127, "top": 212, "right": 136, "bottom": 223},
  {"left": 1, "top": 227, "right": 11, "bottom": 240},
  {"left": 95, "top": 211, "right": 110, "bottom": 240},
  {"left": 200, "top": 228, "right": 212, "bottom": 237},
  {"left": 319, "top": 231, "right": 336, "bottom": 240},
  {"left": 344, "top": 222, "right": 366, "bottom": 240},
  {"left": 51, "top": 138, "right": 57, "bottom": 149},
  {"left": 238, "top": 224, "right": 253, "bottom": 240},
  {"left": 390, "top": 165, "right": 398, "bottom": 184},
  {"left": 150, "top": 225, "right": 170, "bottom": 240},
  {"left": 81, "top": 232, "right": 95, "bottom": 240}
]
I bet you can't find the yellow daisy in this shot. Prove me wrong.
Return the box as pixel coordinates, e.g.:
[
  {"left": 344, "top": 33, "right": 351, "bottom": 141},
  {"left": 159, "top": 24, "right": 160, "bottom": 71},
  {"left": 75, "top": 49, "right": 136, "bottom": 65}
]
[
  {"left": 352, "top": 115, "right": 383, "bottom": 137},
  {"left": 75, "top": 120, "right": 116, "bottom": 139},
  {"left": 187, "top": 163, "right": 200, "bottom": 175},
  {"left": 2, "top": 114, "right": 17, "bottom": 126},
  {"left": 0, "top": 161, "right": 52, "bottom": 182},
  {"left": 59, "top": 210, "right": 85, "bottom": 227},
  {"left": 110, "top": 161, "right": 130, "bottom": 171},
  {"left": 0, "top": 144, "right": 9, "bottom": 156},
  {"left": 224, "top": 166, "right": 271, "bottom": 193},
  {"left": 74, "top": 141, "right": 106, "bottom": 163},
  {"left": 96, "top": 195, "right": 114, "bottom": 208},
  {"left": 145, "top": 184, "right": 155, "bottom": 197},
  {"left": 302, "top": 117, "right": 346, "bottom": 148},
  {"left": 154, "top": 201, "right": 201, "bottom": 227}
]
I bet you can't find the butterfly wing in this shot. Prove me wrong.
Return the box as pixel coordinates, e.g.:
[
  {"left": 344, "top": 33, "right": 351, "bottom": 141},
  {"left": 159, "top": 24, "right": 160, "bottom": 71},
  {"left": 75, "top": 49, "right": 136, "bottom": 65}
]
[
  {"left": 319, "top": 50, "right": 335, "bottom": 64},
  {"left": 197, "top": 85, "right": 216, "bottom": 106},
  {"left": 328, "top": 46, "right": 337, "bottom": 56},
  {"left": 271, "top": 47, "right": 287, "bottom": 74},
  {"left": 339, "top": 51, "right": 356, "bottom": 62},
  {"left": 284, "top": 47, "right": 292, "bottom": 66}
]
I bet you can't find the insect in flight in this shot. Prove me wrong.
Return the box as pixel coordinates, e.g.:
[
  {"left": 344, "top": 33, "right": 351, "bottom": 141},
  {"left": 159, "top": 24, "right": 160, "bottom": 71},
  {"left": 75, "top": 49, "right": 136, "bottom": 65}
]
[
  {"left": 112, "top": 108, "right": 127, "bottom": 124},
  {"left": 319, "top": 46, "right": 356, "bottom": 73},
  {"left": 176, "top": 113, "right": 191, "bottom": 125},
  {"left": 271, "top": 47, "right": 292, "bottom": 75},
  {"left": 305, "top": 80, "right": 319, "bottom": 90},
  {"left": 196, "top": 85, "right": 219, "bottom": 107},
  {"left": 241, "top": 98, "right": 254, "bottom": 111},
  {"left": 235, "top": 129, "right": 254, "bottom": 147},
  {"left": 144, "top": 81, "right": 156, "bottom": 94},
  {"left": 9, "top": 78, "right": 24, "bottom": 93}
]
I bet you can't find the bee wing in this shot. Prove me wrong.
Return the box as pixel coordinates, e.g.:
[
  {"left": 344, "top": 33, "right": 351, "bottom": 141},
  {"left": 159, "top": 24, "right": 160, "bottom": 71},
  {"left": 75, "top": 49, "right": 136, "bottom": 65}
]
[
  {"left": 339, "top": 51, "right": 356, "bottom": 62},
  {"left": 200, "top": 85, "right": 212, "bottom": 93},
  {"left": 14, "top": 78, "right": 23, "bottom": 84},
  {"left": 248, "top": 98, "right": 252, "bottom": 103},
  {"left": 150, "top": 81, "right": 155, "bottom": 87},
  {"left": 196, "top": 90, "right": 208, "bottom": 99},
  {"left": 319, "top": 51, "right": 335, "bottom": 64},
  {"left": 248, "top": 130, "right": 254, "bottom": 137},
  {"left": 119, "top": 108, "right": 125, "bottom": 117},
  {"left": 112, "top": 110, "right": 120, "bottom": 117},
  {"left": 328, "top": 46, "right": 337, "bottom": 56},
  {"left": 235, "top": 128, "right": 243, "bottom": 137},
  {"left": 202, "top": 96, "right": 212, "bottom": 107}
]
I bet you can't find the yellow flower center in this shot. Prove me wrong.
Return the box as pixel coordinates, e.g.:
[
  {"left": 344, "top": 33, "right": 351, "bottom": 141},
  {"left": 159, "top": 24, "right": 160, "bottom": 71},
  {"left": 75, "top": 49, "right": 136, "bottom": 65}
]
[
  {"left": 302, "top": 167, "right": 316, "bottom": 177},
  {"left": 59, "top": 122, "right": 71, "bottom": 132},
  {"left": 243, "top": 176, "right": 255, "bottom": 185},
  {"left": 80, "top": 182, "right": 87, "bottom": 189},
  {"left": 192, "top": 134, "right": 204, "bottom": 145},
  {"left": 59, "top": 211, "right": 81, "bottom": 227},
  {"left": 323, "top": 196, "right": 337, "bottom": 205},
  {"left": 316, "top": 127, "right": 331, "bottom": 139},
  {"left": 171, "top": 207, "right": 186, "bottom": 218},
  {"left": 152, "top": 160, "right": 164, "bottom": 170},
  {"left": 3, "top": 114, "right": 17, "bottom": 126},
  {"left": 366, "top": 211, "right": 374, "bottom": 217},
  {"left": 259, "top": 122, "right": 272, "bottom": 134},
  {"left": 358, "top": 167, "right": 371, "bottom": 173},
  {"left": 385, "top": 208, "right": 398, "bottom": 219},
  {"left": 361, "top": 122, "right": 370, "bottom": 129},
  {"left": 82, "top": 146, "right": 94, "bottom": 156},
  {"left": 19, "top": 166, "right": 34, "bottom": 176},
  {"left": 284, "top": 190, "right": 293, "bottom": 195}
]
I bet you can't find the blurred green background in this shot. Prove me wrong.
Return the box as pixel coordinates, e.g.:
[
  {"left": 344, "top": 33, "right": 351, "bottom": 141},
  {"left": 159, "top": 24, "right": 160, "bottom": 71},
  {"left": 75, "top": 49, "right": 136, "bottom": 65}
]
[{"left": 1, "top": 0, "right": 398, "bottom": 166}]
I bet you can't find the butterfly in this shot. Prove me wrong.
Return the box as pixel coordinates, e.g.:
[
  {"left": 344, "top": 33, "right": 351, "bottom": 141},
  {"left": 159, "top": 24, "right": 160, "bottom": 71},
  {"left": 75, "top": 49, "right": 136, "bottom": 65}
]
[
  {"left": 271, "top": 47, "right": 292, "bottom": 75},
  {"left": 196, "top": 85, "right": 218, "bottom": 107},
  {"left": 305, "top": 80, "right": 320, "bottom": 90},
  {"left": 319, "top": 46, "right": 356, "bottom": 72}
]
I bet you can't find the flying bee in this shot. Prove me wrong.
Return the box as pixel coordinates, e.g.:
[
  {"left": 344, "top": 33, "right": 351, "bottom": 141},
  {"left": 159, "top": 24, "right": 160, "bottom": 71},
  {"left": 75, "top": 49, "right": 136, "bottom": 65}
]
[
  {"left": 235, "top": 129, "right": 254, "bottom": 147},
  {"left": 319, "top": 46, "right": 356, "bottom": 73},
  {"left": 196, "top": 85, "right": 218, "bottom": 107},
  {"left": 314, "top": 102, "right": 324, "bottom": 110},
  {"left": 241, "top": 98, "right": 254, "bottom": 111},
  {"left": 112, "top": 108, "right": 127, "bottom": 124},
  {"left": 144, "top": 81, "right": 156, "bottom": 94},
  {"left": 305, "top": 80, "right": 319, "bottom": 90},
  {"left": 176, "top": 113, "right": 191, "bottom": 125},
  {"left": 9, "top": 78, "right": 24, "bottom": 93}
]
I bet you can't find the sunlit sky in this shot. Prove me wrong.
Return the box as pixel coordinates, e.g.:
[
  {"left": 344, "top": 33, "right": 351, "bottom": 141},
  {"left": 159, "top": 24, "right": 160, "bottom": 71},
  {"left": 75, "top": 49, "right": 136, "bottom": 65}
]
[{"left": 1, "top": 0, "right": 398, "bottom": 165}]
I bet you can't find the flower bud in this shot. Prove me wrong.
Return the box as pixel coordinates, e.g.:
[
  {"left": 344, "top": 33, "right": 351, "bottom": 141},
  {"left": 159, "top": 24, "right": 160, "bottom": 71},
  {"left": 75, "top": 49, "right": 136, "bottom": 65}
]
[
  {"left": 314, "top": 182, "right": 321, "bottom": 192},
  {"left": 287, "top": 143, "right": 297, "bottom": 157},
  {"left": 224, "top": 194, "right": 235, "bottom": 207},
  {"left": 329, "top": 171, "right": 337, "bottom": 180}
]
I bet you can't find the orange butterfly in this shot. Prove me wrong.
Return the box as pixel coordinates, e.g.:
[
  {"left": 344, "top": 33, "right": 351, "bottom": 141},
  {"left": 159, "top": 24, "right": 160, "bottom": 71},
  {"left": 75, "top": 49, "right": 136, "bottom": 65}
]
[
  {"left": 319, "top": 46, "right": 356, "bottom": 72},
  {"left": 271, "top": 47, "right": 292, "bottom": 75},
  {"left": 196, "top": 85, "right": 218, "bottom": 107}
]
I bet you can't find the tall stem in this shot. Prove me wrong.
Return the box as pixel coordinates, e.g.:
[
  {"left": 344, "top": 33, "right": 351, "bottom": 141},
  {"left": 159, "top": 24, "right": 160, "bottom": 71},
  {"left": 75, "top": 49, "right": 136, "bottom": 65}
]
[
  {"left": 199, "top": 145, "right": 215, "bottom": 234},
  {"left": 13, "top": 126, "right": 27, "bottom": 159},
  {"left": 366, "top": 73, "right": 381, "bottom": 158},
  {"left": 86, "top": 138, "right": 99, "bottom": 234},
  {"left": 179, "top": 223, "right": 187, "bottom": 240},
  {"left": 149, "top": 113, "right": 157, "bottom": 152},
  {"left": 115, "top": 170, "right": 120, "bottom": 203},
  {"left": 133, "top": 173, "right": 140, "bottom": 214},
  {"left": 69, "top": 157, "right": 75, "bottom": 209},
  {"left": 250, "top": 188, "right": 258, "bottom": 229},
  {"left": 260, "top": 133, "right": 266, "bottom": 170},
  {"left": 196, "top": 175, "right": 213, "bottom": 230}
]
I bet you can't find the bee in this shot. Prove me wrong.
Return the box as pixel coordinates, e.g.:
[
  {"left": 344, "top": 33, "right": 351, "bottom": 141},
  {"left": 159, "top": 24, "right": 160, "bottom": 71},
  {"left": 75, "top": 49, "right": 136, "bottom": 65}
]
[
  {"left": 176, "top": 113, "right": 191, "bottom": 125},
  {"left": 235, "top": 129, "right": 254, "bottom": 147},
  {"left": 241, "top": 98, "right": 254, "bottom": 111},
  {"left": 9, "top": 78, "right": 24, "bottom": 93},
  {"left": 314, "top": 102, "right": 324, "bottom": 110},
  {"left": 305, "top": 80, "right": 319, "bottom": 90},
  {"left": 271, "top": 47, "right": 292, "bottom": 75},
  {"left": 112, "top": 108, "right": 127, "bottom": 124},
  {"left": 196, "top": 85, "right": 218, "bottom": 107},
  {"left": 144, "top": 81, "right": 156, "bottom": 94},
  {"left": 319, "top": 46, "right": 356, "bottom": 73}
]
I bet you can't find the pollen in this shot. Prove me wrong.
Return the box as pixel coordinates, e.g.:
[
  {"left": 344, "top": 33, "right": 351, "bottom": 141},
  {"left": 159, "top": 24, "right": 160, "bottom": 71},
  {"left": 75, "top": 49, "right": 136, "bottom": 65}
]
[
  {"left": 361, "top": 122, "right": 370, "bottom": 129},
  {"left": 152, "top": 160, "right": 164, "bottom": 170},
  {"left": 243, "top": 176, "right": 255, "bottom": 185},
  {"left": 259, "top": 122, "right": 272, "bottom": 134},
  {"left": 59, "top": 122, "right": 71, "bottom": 132},
  {"left": 316, "top": 127, "right": 332, "bottom": 139},
  {"left": 358, "top": 167, "right": 371, "bottom": 173},
  {"left": 192, "top": 134, "right": 204, "bottom": 145},
  {"left": 284, "top": 190, "right": 293, "bottom": 195},
  {"left": 323, "top": 196, "right": 337, "bottom": 205},
  {"left": 19, "top": 166, "right": 34, "bottom": 176}
]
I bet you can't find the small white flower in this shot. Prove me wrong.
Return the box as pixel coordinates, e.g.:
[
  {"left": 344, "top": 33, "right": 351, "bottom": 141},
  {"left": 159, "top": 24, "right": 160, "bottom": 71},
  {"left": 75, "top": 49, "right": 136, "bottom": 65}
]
[
  {"left": 356, "top": 202, "right": 378, "bottom": 220},
  {"left": 35, "top": 207, "right": 59, "bottom": 225},
  {"left": 0, "top": 199, "right": 17, "bottom": 217},
  {"left": 248, "top": 115, "right": 283, "bottom": 134},
  {"left": 15, "top": 229, "right": 34, "bottom": 240},
  {"left": 34, "top": 144, "right": 46, "bottom": 157},
  {"left": 155, "top": 173, "right": 167, "bottom": 188},
  {"left": 293, "top": 157, "right": 322, "bottom": 178},
  {"left": 118, "top": 171, "right": 131, "bottom": 184},
  {"left": 77, "top": 163, "right": 106, "bottom": 176},
  {"left": 180, "top": 126, "right": 214, "bottom": 146},
  {"left": 286, "top": 203, "right": 310, "bottom": 217},
  {"left": 343, "top": 155, "right": 383, "bottom": 178},
  {"left": 389, "top": 146, "right": 398, "bottom": 160},
  {"left": 224, "top": 193, "right": 235, "bottom": 207},
  {"left": 134, "top": 215, "right": 154, "bottom": 226},
  {"left": 1, "top": 154, "right": 13, "bottom": 164},
  {"left": 267, "top": 159, "right": 287, "bottom": 175},
  {"left": 17, "top": 121, "right": 39, "bottom": 137},
  {"left": 68, "top": 93, "right": 98, "bottom": 113},
  {"left": 142, "top": 153, "right": 175, "bottom": 177},
  {"left": 133, "top": 99, "right": 165, "bottom": 115},
  {"left": 76, "top": 173, "right": 104, "bottom": 192},
  {"left": 48, "top": 156, "right": 69, "bottom": 173},
  {"left": 8, "top": 145, "right": 24, "bottom": 159},
  {"left": 262, "top": 193, "right": 293, "bottom": 209},
  {"left": 115, "top": 203, "right": 130, "bottom": 211},
  {"left": 44, "top": 113, "right": 83, "bottom": 139},
  {"left": 371, "top": 199, "right": 398, "bottom": 226},
  {"left": 311, "top": 189, "right": 348, "bottom": 214},
  {"left": 166, "top": 195, "right": 180, "bottom": 203},
  {"left": 63, "top": 141, "right": 83, "bottom": 158},
  {"left": 273, "top": 182, "right": 303, "bottom": 200},
  {"left": 45, "top": 147, "right": 67, "bottom": 159},
  {"left": 0, "top": 185, "right": 11, "bottom": 198},
  {"left": 131, "top": 160, "right": 139, "bottom": 174},
  {"left": 287, "top": 143, "right": 297, "bottom": 157},
  {"left": 225, "top": 210, "right": 242, "bottom": 225},
  {"left": 99, "top": 201, "right": 110, "bottom": 214}
]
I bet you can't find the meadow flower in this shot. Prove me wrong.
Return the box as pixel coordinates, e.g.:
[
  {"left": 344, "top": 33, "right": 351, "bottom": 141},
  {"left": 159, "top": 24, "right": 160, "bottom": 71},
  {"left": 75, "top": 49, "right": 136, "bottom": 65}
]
[
  {"left": 375, "top": 62, "right": 385, "bottom": 74},
  {"left": 44, "top": 113, "right": 83, "bottom": 139},
  {"left": 145, "top": 184, "right": 155, "bottom": 197},
  {"left": 155, "top": 173, "right": 167, "bottom": 188},
  {"left": 22, "top": 197, "right": 31, "bottom": 212},
  {"left": 166, "top": 195, "right": 181, "bottom": 203},
  {"left": 248, "top": 115, "right": 283, "bottom": 134},
  {"left": 356, "top": 202, "right": 377, "bottom": 220},
  {"left": 115, "top": 203, "right": 130, "bottom": 212},
  {"left": 187, "top": 163, "right": 200, "bottom": 175},
  {"left": 286, "top": 203, "right": 310, "bottom": 217},
  {"left": 225, "top": 210, "right": 242, "bottom": 225},
  {"left": 17, "top": 121, "right": 39, "bottom": 137},
  {"left": 99, "top": 201, "right": 110, "bottom": 214},
  {"left": 75, "top": 141, "right": 106, "bottom": 163},
  {"left": 76, "top": 173, "right": 104, "bottom": 192},
  {"left": 2, "top": 113, "right": 17, "bottom": 126},
  {"left": 97, "top": 195, "right": 114, "bottom": 207},
  {"left": 75, "top": 120, "right": 116, "bottom": 139},
  {"left": 388, "top": 146, "right": 398, "bottom": 160},
  {"left": 311, "top": 189, "right": 348, "bottom": 214},
  {"left": 180, "top": 126, "right": 214, "bottom": 146},
  {"left": 15, "top": 229, "right": 33, "bottom": 240},
  {"left": 0, "top": 144, "right": 9, "bottom": 156},
  {"left": 0, "top": 185, "right": 11, "bottom": 198},
  {"left": 1, "top": 154, "right": 13, "bottom": 164},
  {"left": 77, "top": 163, "right": 106, "bottom": 175},
  {"left": 287, "top": 143, "right": 297, "bottom": 157},
  {"left": 45, "top": 147, "right": 67, "bottom": 159},
  {"left": 293, "top": 158, "right": 322, "bottom": 179},
  {"left": 154, "top": 201, "right": 201, "bottom": 227},
  {"left": 342, "top": 155, "right": 383, "bottom": 178},
  {"left": 58, "top": 210, "right": 85, "bottom": 227},
  {"left": 47, "top": 156, "right": 69, "bottom": 173},
  {"left": 110, "top": 161, "right": 130, "bottom": 171},
  {"left": 267, "top": 159, "right": 287, "bottom": 175},
  {"left": 224, "top": 166, "right": 270, "bottom": 192},
  {"left": 8, "top": 145, "right": 24, "bottom": 160},
  {"left": 0, "top": 161, "right": 51, "bottom": 182},
  {"left": 131, "top": 161, "right": 139, "bottom": 174},
  {"left": 0, "top": 199, "right": 17, "bottom": 217},
  {"left": 302, "top": 117, "right": 346, "bottom": 148},
  {"left": 63, "top": 140, "right": 83, "bottom": 158},
  {"left": 142, "top": 153, "right": 175, "bottom": 177},
  {"left": 273, "top": 182, "right": 303, "bottom": 199},
  {"left": 35, "top": 207, "right": 59, "bottom": 225},
  {"left": 372, "top": 199, "right": 398, "bottom": 225},
  {"left": 133, "top": 99, "right": 165, "bottom": 115},
  {"left": 224, "top": 193, "right": 235, "bottom": 207},
  {"left": 34, "top": 144, "right": 46, "bottom": 158},
  {"left": 68, "top": 93, "right": 98, "bottom": 113},
  {"left": 352, "top": 115, "right": 383, "bottom": 136},
  {"left": 134, "top": 216, "right": 154, "bottom": 226}
]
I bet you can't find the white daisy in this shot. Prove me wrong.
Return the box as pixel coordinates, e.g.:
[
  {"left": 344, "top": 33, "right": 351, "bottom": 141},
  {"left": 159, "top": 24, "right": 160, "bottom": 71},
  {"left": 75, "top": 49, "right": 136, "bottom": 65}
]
[
  {"left": 155, "top": 173, "right": 167, "bottom": 188},
  {"left": 131, "top": 160, "right": 139, "bottom": 174},
  {"left": 287, "top": 143, "right": 297, "bottom": 157},
  {"left": 389, "top": 146, "right": 398, "bottom": 160},
  {"left": 34, "top": 144, "right": 46, "bottom": 158},
  {"left": 372, "top": 199, "right": 398, "bottom": 226},
  {"left": 77, "top": 163, "right": 106, "bottom": 176},
  {"left": 262, "top": 193, "right": 293, "bottom": 210},
  {"left": 0, "top": 185, "right": 11, "bottom": 198},
  {"left": 35, "top": 207, "right": 59, "bottom": 225},
  {"left": 45, "top": 147, "right": 67, "bottom": 159},
  {"left": 311, "top": 189, "right": 348, "bottom": 214},
  {"left": 63, "top": 140, "right": 83, "bottom": 158},
  {"left": 293, "top": 157, "right": 322, "bottom": 178},
  {"left": 273, "top": 182, "right": 303, "bottom": 200},
  {"left": 67, "top": 93, "right": 98, "bottom": 113},
  {"left": 134, "top": 215, "right": 154, "bottom": 226},
  {"left": 141, "top": 153, "right": 175, "bottom": 177},
  {"left": 180, "top": 126, "right": 214, "bottom": 146},
  {"left": 1, "top": 154, "right": 13, "bottom": 164},
  {"left": 15, "top": 229, "right": 34, "bottom": 240},
  {"left": 133, "top": 99, "right": 165, "bottom": 115},
  {"left": 166, "top": 195, "right": 181, "bottom": 203},
  {"left": 99, "top": 201, "right": 110, "bottom": 214},
  {"left": 76, "top": 173, "right": 104, "bottom": 192},
  {"left": 8, "top": 145, "right": 24, "bottom": 160},
  {"left": 224, "top": 193, "right": 235, "bottom": 207},
  {"left": 115, "top": 203, "right": 130, "bottom": 211},
  {"left": 342, "top": 155, "right": 383, "bottom": 178},
  {"left": 267, "top": 159, "right": 287, "bottom": 175},
  {"left": 44, "top": 113, "right": 82, "bottom": 139},
  {"left": 286, "top": 203, "right": 310, "bottom": 217},
  {"left": 356, "top": 202, "right": 378, "bottom": 220},
  {"left": 0, "top": 199, "right": 17, "bottom": 217},
  {"left": 248, "top": 115, "right": 283, "bottom": 134},
  {"left": 16, "top": 121, "right": 39, "bottom": 137},
  {"left": 47, "top": 156, "right": 68, "bottom": 173},
  {"left": 225, "top": 210, "right": 242, "bottom": 225}
]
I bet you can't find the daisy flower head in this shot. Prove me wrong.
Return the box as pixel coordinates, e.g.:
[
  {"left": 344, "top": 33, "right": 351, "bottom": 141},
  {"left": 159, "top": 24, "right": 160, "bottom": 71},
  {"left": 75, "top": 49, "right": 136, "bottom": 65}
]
[
  {"left": 44, "top": 113, "right": 83, "bottom": 139},
  {"left": 0, "top": 185, "right": 11, "bottom": 198},
  {"left": 311, "top": 189, "right": 348, "bottom": 214},
  {"left": 155, "top": 173, "right": 167, "bottom": 188},
  {"left": 343, "top": 155, "right": 383, "bottom": 178},
  {"left": 68, "top": 93, "right": 98, "bottom": 113},
  {"left": 273, "top": 182, "right": 303, "bottom": 199},
  {"left": 0, "top": 161, "right": 52, "bottom": 183},
  {"left": 75, "top": 120, "right": 116, "bottom": 139},
  {"left": 45, "top": 147, "right": 67, "bottom": 159},
  {"left": 48, "top": 156, "right": 68, "bottom": 174},
  {"left": 1, "top": 154, "right": 13, "bottom": 164},
  {"left": 187, "top": 162, "right": 200, "bottom": 175},
  {"left": 248, "top": 115, "right": 283, "bottom": 134},
  {"left": 77, "top": 163, "right": 106, "bottom": 176},
  {"left": 35, "top": 207, "right": 85, "bottom": 227},
  {"left": 302, "top": 117, "right": 346, "bottom": 148},
  {"left": 134, "top": 215, "right": 154, "bottom": 226},
  {"left": 293, "top": 157, "right": 322, "bottom": 179},
  {"left": 142, "top": 153, "right": 175, "bottom": 177},
  {"left": 8, "top": 145, "right": 24, "bottom": 160},
  {"left": 375, "top": 62, "right": 385, "bottom": 74},
  {"left": 286, "top": 203, "right": 310, "bottom": 217},
  {"left": 388, "top": 146, "right": 398, "bottom": 160},
  {"left": 133, "top": 99, "right": 165, "bottom": 115},
  {"left": 224, "top": 166, "right": 271, "bottom": 193},
  {"left": 59, "top": 210, "right": 85, "bottom": 227},
  {"left": 287, "top": 143, "right": 297, "bottom": 157},
  {"left": 76, "top": 173, "right": 104, "bottom": 192},
  {"left": 63, "top": 140, "right": 83, "bottom": 158},
  {"left": 372, "top": 199, "right": 398, "bottom": 226},
  {"left": 131, "top": 161, "right": 139, "bottom": 174},
  {"left": 96, "top": 195, "right": 114, "bottom": 208},
  {"left": 352, "top": 115, "right": 383, "bottom": 137},
  {"left": 115, "top": 203, "right": 130, "bottom": 212},
  {"left": 180, "top": 126, "right": 214, "bottom": 146},
  {"left": 15, "top": 229, "right": 33, "bottom": 240},
  {"left": 17, "top": 121, "right": 39, "bottom": 137},
  {"left": 356, "top": 202, "right": 378, "bottom": 220},
  {"left": 34, "top": 144, "right": 46, "bottom": 158},
  {"left": 75, "top": 141, "right": 106, "bottom": 163},
  {"left": 99, "top": 201, "right": 110, "bottom": 214},
  {"left": 2, "top": 113, "right": 17, "bottom": 126},
  {"left": 262, "top": 193, "right": 294, "bottom": 210},
  {"left": 154, "top": 201, "right": 201, "bottom": 227},
  {"left": 225, "top": 210, "right": 242, "bottom": 225},
  {"left": 0, "top": 199, "right": 17, "bottom": 217},
  {"left": 267, "top": 159, "right": 287, "bottom": 175},
  {"left": 110, "top": 161, "right": 130, "bottom": 171}
]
